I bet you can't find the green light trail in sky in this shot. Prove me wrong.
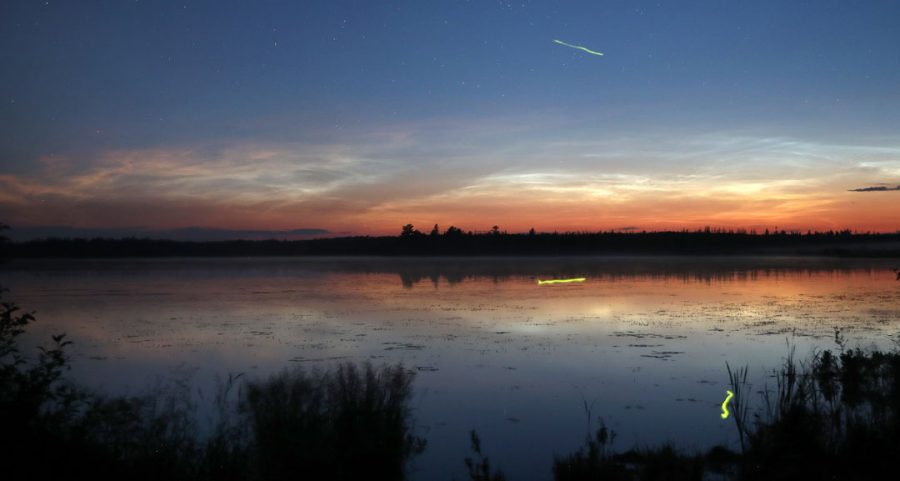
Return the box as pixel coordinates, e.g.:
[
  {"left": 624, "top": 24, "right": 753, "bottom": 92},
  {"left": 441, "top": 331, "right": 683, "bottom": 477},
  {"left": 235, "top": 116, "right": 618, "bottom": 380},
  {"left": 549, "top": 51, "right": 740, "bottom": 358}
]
[{"left": 553, "top": 39, "right": 604, "bottom": 57}]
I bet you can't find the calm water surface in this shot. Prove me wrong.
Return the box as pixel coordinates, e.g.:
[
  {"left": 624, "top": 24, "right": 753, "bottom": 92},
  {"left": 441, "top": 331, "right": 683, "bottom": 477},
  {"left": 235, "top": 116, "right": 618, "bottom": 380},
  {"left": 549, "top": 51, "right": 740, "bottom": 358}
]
[{"left": 3, "top": 257, "right": 899, "bottom": 480}]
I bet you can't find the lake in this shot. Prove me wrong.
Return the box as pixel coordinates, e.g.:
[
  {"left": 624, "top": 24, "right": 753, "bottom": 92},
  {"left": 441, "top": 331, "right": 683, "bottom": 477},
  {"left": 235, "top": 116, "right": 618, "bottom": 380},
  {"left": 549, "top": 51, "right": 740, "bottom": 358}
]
[{"left": 3, "top": 257, "right": 899, "bottom": 480}]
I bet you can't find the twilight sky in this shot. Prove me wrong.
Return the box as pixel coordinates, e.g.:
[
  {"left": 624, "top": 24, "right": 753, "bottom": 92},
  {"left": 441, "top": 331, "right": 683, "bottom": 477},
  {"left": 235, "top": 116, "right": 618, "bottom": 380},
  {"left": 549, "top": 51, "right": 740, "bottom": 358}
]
[{"left": 2, "top": 0, "right": 900, "bottom": 238}]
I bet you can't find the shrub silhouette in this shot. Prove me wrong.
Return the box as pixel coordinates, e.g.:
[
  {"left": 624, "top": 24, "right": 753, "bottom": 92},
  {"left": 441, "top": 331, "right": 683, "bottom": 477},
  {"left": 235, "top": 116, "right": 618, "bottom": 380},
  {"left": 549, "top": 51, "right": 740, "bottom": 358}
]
[
  {"left": 737, "top": 345, "right": 900, "bottom": 481},
  {"left": 0, "top": 288, "right": 425, "bottom": 481},
  {"left": 242, "top": 363, "right": 425, "bottom": 481},
  {"left": 462, "top": 430, "right": 506, "bottom": 481},
  {"left": 549, "top": 344, "right": 900, "bottom": 481}
]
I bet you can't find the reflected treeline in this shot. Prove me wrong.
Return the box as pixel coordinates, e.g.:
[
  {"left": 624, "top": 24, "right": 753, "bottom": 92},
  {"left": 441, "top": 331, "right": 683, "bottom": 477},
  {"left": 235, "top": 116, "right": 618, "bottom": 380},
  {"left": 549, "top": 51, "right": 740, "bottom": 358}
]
[
  {"left": 385, "top": 258, "right": 891, "bottom": 288},
  {"left": 3, "top": 290, "right": 900, "bottom": 480},
  {"left": 2, "top": 256, "right": 893, "bottom": 290},
  {"left": 5, "top": 229, "right": 900, "bottom": 258}
]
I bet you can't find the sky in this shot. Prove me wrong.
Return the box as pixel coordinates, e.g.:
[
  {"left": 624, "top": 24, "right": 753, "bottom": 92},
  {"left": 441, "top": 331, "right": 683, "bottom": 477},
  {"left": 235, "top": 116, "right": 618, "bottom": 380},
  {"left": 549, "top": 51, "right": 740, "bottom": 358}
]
[{"left": 2, "top": 0, "right": 900, "bottom": 239}]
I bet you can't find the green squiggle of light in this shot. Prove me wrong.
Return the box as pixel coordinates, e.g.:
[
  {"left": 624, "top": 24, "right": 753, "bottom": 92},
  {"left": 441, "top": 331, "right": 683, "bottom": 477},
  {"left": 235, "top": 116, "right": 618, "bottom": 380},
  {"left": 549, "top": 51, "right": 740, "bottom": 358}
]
[
  {"left": 721, "top": 390, "right": 734, "bottom": 419},
  {"left": 537, "top": 277, "right": 587, "bottom": 285},
  {"left": 553, "top": 39, "right": 604, "bottom": 57}
]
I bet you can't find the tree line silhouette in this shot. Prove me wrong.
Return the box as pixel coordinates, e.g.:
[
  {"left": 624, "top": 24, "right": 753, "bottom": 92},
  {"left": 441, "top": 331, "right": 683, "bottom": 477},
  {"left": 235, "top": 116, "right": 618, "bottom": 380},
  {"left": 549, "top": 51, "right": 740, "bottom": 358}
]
[{"left": 3, "top": 223, "right": 900, "bottom": 257}]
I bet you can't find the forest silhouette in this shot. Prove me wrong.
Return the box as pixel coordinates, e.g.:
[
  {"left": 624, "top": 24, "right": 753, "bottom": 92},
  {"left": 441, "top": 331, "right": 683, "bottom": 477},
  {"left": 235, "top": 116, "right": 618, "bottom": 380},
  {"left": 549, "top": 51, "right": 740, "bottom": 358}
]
[{"left": 4, "top": 223, "right": 900, "bottom": 258}]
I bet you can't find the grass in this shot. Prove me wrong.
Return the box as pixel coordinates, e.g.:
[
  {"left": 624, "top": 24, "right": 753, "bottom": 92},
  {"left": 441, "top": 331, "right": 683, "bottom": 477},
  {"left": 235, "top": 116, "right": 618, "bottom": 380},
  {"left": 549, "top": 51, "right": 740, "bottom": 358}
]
[
  {"left": 737, "top": 341, "right": 900, "bottom": 481},
  {"left": 462, "top": 338, "right": 900, "bottom": 481},
  {"left": 241, "top": 363, "right": 425, "bottom": 480}
]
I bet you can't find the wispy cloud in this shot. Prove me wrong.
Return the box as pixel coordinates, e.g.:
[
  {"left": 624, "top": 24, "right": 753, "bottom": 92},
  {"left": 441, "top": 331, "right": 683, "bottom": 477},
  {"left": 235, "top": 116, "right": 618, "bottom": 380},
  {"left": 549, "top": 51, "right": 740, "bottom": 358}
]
[
  {"left": 848, "top": 185, "right": 900, "bottom": 192},
  {"left": 3, "top": 125, "right": 900, "bottom": 233}
]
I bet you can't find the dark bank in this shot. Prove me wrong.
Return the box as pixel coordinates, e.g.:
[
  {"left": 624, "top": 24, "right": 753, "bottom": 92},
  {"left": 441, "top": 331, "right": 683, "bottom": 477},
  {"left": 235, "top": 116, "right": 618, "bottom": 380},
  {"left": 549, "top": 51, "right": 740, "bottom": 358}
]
[{"left": 5, "top": 224, "right": 900, "bottom": 258}]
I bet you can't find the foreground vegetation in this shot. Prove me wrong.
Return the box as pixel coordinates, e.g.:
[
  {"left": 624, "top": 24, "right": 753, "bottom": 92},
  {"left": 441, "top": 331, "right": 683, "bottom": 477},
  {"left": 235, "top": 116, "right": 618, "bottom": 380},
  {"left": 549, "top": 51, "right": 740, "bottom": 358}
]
[
  {"left": 467, "top": 335, "right": 900, "bottom": 481},
  {"left": 0, "top": 289, "right": 424, "bottom": 481},
  {"left": 2, "top": 289, "right": 898, "bottom": 480}
]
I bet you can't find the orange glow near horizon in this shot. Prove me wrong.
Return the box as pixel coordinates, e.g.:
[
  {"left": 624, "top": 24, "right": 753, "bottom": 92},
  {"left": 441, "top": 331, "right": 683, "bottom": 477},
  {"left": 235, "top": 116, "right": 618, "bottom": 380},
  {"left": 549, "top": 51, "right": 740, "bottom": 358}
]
[
  {"left": 5, "top": 192, "right": 900, "bottom": 236},
  {"left": 4, "top": 180, "right": 900, "bottom": 236},
  {"left": 2, "top": 137, "right": 899, "bottom": 236}
]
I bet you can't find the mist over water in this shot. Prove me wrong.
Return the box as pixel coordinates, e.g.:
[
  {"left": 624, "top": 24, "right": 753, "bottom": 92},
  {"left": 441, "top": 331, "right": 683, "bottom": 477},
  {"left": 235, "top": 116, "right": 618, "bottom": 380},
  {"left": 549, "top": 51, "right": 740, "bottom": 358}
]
[{"left": 3, "top": 257, "right": 898, "bottom": 481}]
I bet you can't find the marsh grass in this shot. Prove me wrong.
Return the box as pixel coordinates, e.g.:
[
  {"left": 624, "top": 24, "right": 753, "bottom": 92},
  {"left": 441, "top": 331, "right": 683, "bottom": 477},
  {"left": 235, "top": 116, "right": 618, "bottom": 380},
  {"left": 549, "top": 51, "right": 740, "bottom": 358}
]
[
  {"left": 549, "top": 418, "right": 719, "bottom": 481},
  {"left": 480, "top": 340, "right": 900, "bottom": 481},
  {"left": 737, "top": 341, "right": 900, "bottom": 481},
  {"left": 462, "top": 430, "right": 507, "bottom": 481},
  {"left": 726, "top": 362, "right": 751, "bottom": 453},
  {"left": 242, "top": 362, "right": 426, "bottom": 481},
  {"left": 0, "top": 289, "right": 425, "bottom": 481}
]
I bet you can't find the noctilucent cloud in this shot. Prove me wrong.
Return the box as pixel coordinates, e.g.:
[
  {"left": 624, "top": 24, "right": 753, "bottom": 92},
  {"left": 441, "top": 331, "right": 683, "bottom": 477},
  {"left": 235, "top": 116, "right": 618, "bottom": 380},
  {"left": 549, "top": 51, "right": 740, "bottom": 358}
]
[{"left": 2, "top": 0, "right": 900, "bottom": 237}]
